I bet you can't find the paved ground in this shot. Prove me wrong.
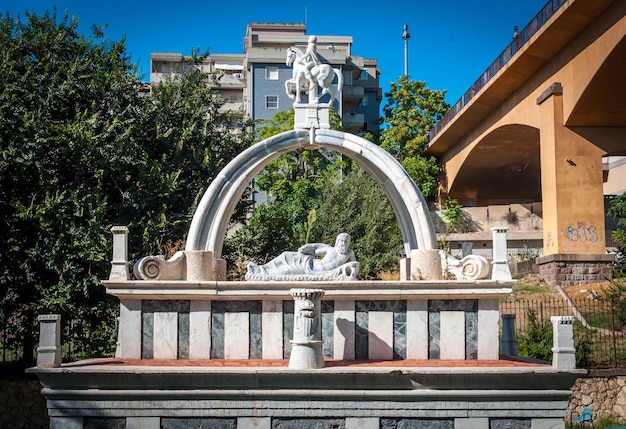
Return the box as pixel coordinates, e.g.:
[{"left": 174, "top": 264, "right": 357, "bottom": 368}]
[{"left": 62, "top": 357, "right": 548, "bottom": 368}]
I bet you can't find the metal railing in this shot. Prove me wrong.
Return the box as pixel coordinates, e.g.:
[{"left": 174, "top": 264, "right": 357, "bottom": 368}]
[
  {"left": 1, "top": 316, "right": 117, "bottom": 367},
  {"left": 2, "top": 294, "right": 623, "bottom": 369},
  {"left": 500, "top": 297, "right": 626, "bottom": 369},
  {"left": 429, "top": 0, "right": 568, "bottom": 141}
]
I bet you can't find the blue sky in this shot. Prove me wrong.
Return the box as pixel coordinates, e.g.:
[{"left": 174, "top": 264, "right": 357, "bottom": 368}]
[{"left": 4, "top": 0, "right": 548, "bottom": 107}]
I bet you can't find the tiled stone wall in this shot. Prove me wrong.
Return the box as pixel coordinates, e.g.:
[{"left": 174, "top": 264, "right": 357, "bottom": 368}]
[
  {"left": 355, "top": 301, "right": 406, "bottom": 360},
  {"left": 380, "top": 418, "right": 454, "bottom": 429},
  {"left": 46, "top": 416, "right": 548, "bottom": 428},
  {"left": 161, "top": 417, "right": 237, "bottom": 428},
  {"left": 211, "top": 301, "right": 262, "bottom": 359},
  {"left": 22, "top": 375, "right": 626, "bottom": 428},
  {"left": 428, "top": 300, "right": 477, "bottom": 359},
  {"left": 135, "top": 298, "right": 487, "bottom": 361},
  {"left": 142, "top": 300, "right": 190, "bottom": 359},
  {"left": 84, "top": 417, "right": 125, "bottom": 428}
]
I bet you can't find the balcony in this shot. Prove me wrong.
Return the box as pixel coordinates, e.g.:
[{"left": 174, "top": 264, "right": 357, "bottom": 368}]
[
  {"left": 150, "top": 73, "right": 166, "bottom": 84},
  {"left": 211, "top": 73, "right": 246, "bottom": 89},
  {"left": 219, "top": 102, "right": 245, "bottom": 113},
  {"left": 342, "top": 113, "right": 364, "bottom": 133},
  {"left": 342, "top": 86, "right": 364, "bottom": 101}
]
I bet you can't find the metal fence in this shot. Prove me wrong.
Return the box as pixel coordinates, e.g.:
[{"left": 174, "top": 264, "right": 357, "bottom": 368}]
[
  {"left": 2, "top": 297, "right": 624, "bottom": 369},
  {"left": 500, "top": 297, "right": 626, "bottom": 369},
  {"left": 1, "top": 316, "right": 115, "bottom": 367}
]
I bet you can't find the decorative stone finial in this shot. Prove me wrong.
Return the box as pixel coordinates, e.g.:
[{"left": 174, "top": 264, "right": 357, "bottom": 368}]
[{"left": 289, "top": 288, "right": 325, "bottom": 369}]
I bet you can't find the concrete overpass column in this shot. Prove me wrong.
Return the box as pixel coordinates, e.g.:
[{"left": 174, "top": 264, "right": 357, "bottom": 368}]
[{"left": 537, "top": 83, "right": 606, "bottom": 256}]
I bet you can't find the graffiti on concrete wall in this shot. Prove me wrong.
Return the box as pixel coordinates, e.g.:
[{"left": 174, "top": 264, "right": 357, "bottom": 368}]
[{"left": 564, "top": 221, "right": 598, "bottom": 242}]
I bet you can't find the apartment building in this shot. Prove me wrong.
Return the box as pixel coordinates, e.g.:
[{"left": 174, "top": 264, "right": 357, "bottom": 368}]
[{"left": 150, "top": 23, "right": 381, "bottom": 134}]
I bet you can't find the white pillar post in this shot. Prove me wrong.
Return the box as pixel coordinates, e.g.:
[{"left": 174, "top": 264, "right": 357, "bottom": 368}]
[
  {"left": 409, "top": 249, "right": 443, "bottom": 280},
  {"left": 551, "top": 316, "right": 576, "bottom": 369},
  {"left": 37, "top": 314, "right": 61, "bottom": 368},
  {"left": 109, "top": 226, "right": 130, "bottom": 280},
  {"left": 491, "top": 227, "right": 512, "bottom": 280}
]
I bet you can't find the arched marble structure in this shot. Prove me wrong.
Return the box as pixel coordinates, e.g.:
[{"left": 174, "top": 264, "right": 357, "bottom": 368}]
[{"left": 186, "top": 128, "right": 437, "bottom": 258}]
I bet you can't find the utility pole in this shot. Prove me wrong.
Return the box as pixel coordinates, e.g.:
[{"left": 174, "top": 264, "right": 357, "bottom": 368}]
[{"left": 402, "top": 24, "right": 410, "bottom": 76}]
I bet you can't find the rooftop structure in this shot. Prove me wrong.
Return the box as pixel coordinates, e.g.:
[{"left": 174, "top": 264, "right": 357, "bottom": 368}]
[{"left": 150, "top": 23, "right": 382, "bottom": 134}]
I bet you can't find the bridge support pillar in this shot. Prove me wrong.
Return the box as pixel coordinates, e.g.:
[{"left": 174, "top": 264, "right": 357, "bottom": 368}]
[{"left": 537, "top": 83, "right": 606, "bottom": 256}]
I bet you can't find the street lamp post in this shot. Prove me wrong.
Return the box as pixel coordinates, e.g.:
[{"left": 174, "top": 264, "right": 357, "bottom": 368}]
[{"left": 402, "top": 24, "right": 410, "bottom": 76}]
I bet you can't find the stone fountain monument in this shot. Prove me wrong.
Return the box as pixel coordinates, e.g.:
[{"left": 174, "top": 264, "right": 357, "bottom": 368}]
[{"left": 29, "top": 37, "right": 583, "bottom": 429}]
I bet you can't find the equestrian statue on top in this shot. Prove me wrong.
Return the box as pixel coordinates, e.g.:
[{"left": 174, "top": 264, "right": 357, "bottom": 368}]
[{"left": 285, "top": 35, "right": 343, "bottom": 105}]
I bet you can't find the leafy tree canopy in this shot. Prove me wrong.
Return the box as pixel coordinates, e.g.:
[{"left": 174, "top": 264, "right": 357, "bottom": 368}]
[
  {"left": 609, "top": 193, "right": 626, "bottom": 257},
  {"left": 380, "top": 75, "right": 449, "bottom": 197},
  {"left": 250, "top": 106, "right": 345, "bottom": 247},
  {"left": 312, "top": 166, "right": 403, "bottom": 278},
  {"left": 0, "top": 10, "right": 254, "bottom": 361}
]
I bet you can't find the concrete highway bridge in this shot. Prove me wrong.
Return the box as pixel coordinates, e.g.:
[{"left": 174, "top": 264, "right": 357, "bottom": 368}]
[{"left": 426, "top": 0, "right": 625, "bottom": 280}]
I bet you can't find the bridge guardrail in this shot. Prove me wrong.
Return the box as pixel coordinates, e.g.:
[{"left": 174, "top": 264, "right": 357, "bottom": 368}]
[{"left": 429, "top": 0, "right": 568, "bottom": 141}]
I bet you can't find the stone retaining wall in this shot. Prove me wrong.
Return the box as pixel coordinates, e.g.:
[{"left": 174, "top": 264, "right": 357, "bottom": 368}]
[
  {"left": 2, "top": 376, "right": 625, "bottom": 427},
  {"left": 0, "top": 378, "right": 48, "bottom": 428},
  {"left": 568, "top": 375, "right": 626, "bottom": 424},
  {"left": 536, "top": 254, "right": 614, "bottom": 286}
]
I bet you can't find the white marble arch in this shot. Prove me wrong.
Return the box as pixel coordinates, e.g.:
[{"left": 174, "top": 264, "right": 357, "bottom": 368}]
[{"left": 186, "top": 128, "right": 437, "bottom": 258}]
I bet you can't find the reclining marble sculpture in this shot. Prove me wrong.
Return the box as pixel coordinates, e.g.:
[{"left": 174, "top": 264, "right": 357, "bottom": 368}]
[{"left": 246, "top": 233, "right": 359, "bottom": 281}]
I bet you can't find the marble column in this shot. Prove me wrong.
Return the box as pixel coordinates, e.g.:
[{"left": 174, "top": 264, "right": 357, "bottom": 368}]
[{"left": 289, "top": 288, "right": 325, "bottom": 369}]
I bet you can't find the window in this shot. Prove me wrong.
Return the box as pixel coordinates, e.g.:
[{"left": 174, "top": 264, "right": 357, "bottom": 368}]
[
  {"left": 359, "top": 69, "right": 368, "bottom": 80},
  {"left": 360, "top": 96, "right": 368, "bottom": 107},
  {"left": 266, "top": 67, "right": 279, "bottom": 80},
  {"left": 343, "top": 71, "right": 352, "bottom": 86},
  {"left": 266, "top": 96, "right": 278, "bottom": 109}
]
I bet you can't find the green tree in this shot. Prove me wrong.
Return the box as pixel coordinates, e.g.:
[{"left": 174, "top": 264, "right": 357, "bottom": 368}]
[
  {"left": 312, "top": 166, "right": 404, "bottom": 278},
  {"left": 225, "top": 106, "right": 345, "bottom": 272},
  {"left": 0, "top": 10, "right": 145, "bottom": 361},
  {"left": 381, "top": 75, "right": 449, "bottom": 197},
  {"left": 256, "top": 106, "right": 345, "bottom": 204},
  {"left": 0, "top": 10, "right": 254, "bottom": 362},
  {"left": 516, "top": 308, "right": 553, "bottom": 362},
  {"left": 609, "top": 194, "right": 626, "bottom": 259},
  {"left": 441, "top": 198, "right": 463, "bottom": 233},
  {"left": 125, "top": 51, "right": 254, "bottom": 254}
]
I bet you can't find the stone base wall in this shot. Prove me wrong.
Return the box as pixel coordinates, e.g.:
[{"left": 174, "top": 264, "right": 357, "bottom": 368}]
[
  {"left": 509, "top": 260, "right": 539, "bottom": 277},
  {"left": 568, "top": 375, "right": 626, "bottom": 424},
  {"left": 0, "top": 378, "right": 48, "bottom": 428},
  {"left": 45, "top": 416, "right": 554, "bottom": 429},
  {"left": 30, "top": 366, "right": 578, "bottom": 429},
  {"left": 7, "top": 375, "right": 626, "bottom": 428},
  {"left": 536, "top": 254, "right": 614, "bottom": 286}
]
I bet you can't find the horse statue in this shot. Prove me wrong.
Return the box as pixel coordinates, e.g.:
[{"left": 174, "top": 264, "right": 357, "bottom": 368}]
[{"left": 285, "top": 47, "right": 343, "bottom": 105}]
